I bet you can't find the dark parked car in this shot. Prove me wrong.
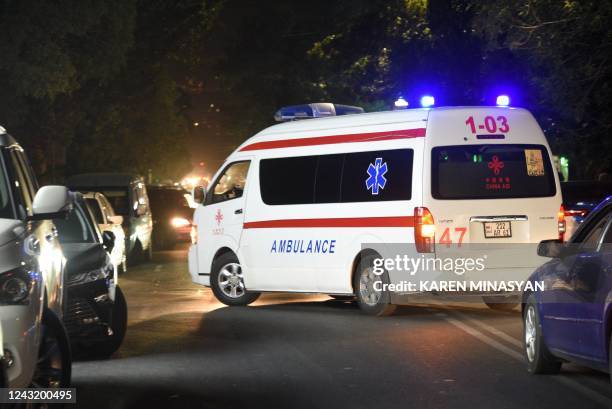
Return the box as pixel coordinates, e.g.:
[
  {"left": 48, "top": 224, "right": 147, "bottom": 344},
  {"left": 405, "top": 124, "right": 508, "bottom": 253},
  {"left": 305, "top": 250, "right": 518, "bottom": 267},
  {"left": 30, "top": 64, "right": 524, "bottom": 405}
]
[
  {"left": 67, "top": 173, "right": 153, "bottom": 263},
  {"left": 54, "top": 192, "right": 127, "bottom": 358},
  {"left": 561, "top": 180, "right": 612, "bottom": 238},
  {"left": 522, "top": 196, "right": 612, "bottom": 381},
  {"left": 147, "top": 185, "right": 192, "bottom": 249}
]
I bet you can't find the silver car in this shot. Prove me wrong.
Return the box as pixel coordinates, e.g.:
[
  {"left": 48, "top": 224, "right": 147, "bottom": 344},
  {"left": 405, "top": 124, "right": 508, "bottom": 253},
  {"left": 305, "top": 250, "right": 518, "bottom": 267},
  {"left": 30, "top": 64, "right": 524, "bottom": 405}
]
[{"left": 0, "top": 127, "right": 72, "bottom": 388}]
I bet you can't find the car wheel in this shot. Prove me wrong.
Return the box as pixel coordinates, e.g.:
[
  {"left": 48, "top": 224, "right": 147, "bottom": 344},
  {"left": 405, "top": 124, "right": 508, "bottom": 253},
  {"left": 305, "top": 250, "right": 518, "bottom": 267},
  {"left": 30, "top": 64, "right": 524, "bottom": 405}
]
[
  {"left": 354, "top": 254, "right": 396, "bottom": 316},
  {"left": 483, "top": 296, "right": 519, "bottom": 311},
  {"left": 524, "top": 297, "right": 561, "bottom": 374},
  {"left": 211, "top": 252, "right": 260, "bottom": 306},
  {"left": 95, "top": 286, "right": 128, "bottom": 359},
  {"left": 32, "top": 308, "right": 71, "bottom": 388}
]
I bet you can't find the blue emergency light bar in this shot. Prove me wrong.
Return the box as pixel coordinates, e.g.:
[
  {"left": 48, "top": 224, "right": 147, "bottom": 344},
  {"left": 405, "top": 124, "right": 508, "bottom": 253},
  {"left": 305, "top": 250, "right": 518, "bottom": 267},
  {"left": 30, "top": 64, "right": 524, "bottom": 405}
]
[
  {"left": 274, "top": 103, "right": 364, "bottom": 122},
  {"left": 496, "top": 95, "right": 510, "bottom": 107},
  {"left": 394, "top": 97, "right": 409, "bottom": 109},
  {"left": 420, "top": 95, "right": 435, "bottom": 108}
]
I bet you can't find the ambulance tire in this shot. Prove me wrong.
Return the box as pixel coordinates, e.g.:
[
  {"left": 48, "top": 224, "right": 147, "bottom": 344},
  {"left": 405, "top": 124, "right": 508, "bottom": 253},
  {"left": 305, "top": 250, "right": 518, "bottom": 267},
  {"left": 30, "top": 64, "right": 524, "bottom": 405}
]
[
  {"left": 354, "top": 254, "right": 396, "bottom": 316},
  {"left": 211, "top": 252, "right": 260, "bottom": 306}
]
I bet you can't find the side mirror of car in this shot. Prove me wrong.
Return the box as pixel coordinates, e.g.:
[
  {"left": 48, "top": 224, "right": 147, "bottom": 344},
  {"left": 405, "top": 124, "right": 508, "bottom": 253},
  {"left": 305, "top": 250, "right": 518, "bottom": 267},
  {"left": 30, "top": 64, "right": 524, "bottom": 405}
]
[
  {"left": 29, "top": 186, "right": 72, "bottom": 221},
  {"left": 537, "top": 239, "right": 575, "bottom": 258},
  {"left": 192, "top": 186, "right": 206, "bottom": 205},
  {"left": 108, "top": 215, "right": 124, "bottom": 225},
  {"left": 102, "top": 230, "right": 116, "bottom": 252}
]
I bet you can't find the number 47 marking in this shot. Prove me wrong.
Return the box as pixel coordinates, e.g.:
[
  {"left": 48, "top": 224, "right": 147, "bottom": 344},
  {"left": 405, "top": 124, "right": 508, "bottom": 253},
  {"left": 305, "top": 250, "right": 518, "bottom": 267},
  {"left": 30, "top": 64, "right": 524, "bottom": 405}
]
[{"left": 439, "top": 227, "right": 467, "bottom": 247}]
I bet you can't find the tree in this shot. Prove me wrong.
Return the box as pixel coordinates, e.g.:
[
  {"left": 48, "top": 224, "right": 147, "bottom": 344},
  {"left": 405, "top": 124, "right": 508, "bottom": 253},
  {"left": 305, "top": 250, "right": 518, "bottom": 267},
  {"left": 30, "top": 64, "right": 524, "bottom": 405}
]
[
  {"left": 0, "top": 0, "right": 196, "bottom": 182},
  {"left": 476, "top": 0, "right": 612, "bottom": 178}
]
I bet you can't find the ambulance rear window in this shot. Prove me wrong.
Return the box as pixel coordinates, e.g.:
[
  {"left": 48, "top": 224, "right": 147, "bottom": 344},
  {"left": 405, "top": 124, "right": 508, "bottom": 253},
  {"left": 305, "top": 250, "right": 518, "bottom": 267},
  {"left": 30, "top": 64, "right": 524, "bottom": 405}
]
[{"left": 431, "top": 144, "right": 556, "bottom": 200}]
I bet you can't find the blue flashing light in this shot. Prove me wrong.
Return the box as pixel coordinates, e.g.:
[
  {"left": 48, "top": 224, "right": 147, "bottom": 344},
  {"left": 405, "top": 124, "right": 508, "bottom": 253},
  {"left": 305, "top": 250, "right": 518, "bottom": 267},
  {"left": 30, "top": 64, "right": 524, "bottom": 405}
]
[
  {"left": 394, "top": 97, "right": 409, "bottom": 109},
  {"left": 496, "top": 95, "right": 510, "bottom": 107},
  {"left": 420, "top": 95, "right": 435, "bottom": 108}
]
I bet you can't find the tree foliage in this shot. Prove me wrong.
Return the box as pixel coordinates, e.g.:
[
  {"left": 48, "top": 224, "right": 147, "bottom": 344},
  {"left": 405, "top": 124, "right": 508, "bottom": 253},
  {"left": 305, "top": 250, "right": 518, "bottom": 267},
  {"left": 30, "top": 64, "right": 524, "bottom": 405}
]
[
  {"left": 197, "top": 0, "right": 611, "bottom": 178},
  {"left": 0, "top": 0, "right": 194, "bottom": 183},
  {"left": 0, "top": 1, "right": 609, "bottom": 181},
  {"left": 476, "top": 0, "right": 612, "bottom": 177}
]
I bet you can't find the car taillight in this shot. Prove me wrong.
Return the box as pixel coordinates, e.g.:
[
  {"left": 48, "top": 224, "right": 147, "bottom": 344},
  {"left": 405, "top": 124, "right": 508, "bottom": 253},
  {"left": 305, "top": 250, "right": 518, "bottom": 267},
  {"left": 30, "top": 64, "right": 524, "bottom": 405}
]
[
  {"left": 414, "top": 207, "right": 435, "bottom": 253},
  {"left": 564, "top": 209, "right": 588, "bottom": 218},
  {"left": 190, "top": 224, "right": 198, "bottom": 245},
  {"left": 557, "top": 205, "right": 566, "bottom": 242}
]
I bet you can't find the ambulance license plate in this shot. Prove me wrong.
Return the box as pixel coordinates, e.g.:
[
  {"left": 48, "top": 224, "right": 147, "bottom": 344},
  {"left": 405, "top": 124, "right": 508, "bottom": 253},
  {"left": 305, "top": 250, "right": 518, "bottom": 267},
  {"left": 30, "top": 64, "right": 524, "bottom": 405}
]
[{"left": 484, "top": 221, "right": 512, "bottom": 238}]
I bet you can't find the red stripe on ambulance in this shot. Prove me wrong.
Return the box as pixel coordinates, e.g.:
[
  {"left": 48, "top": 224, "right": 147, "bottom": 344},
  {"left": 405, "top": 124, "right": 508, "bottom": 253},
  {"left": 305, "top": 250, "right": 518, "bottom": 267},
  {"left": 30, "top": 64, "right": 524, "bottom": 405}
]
[
  {"left": 243, "top": 216, "right": 414, "bottom": 229},
  {"left": 239, "top": 128, "right": 426, "bottom": 152}
]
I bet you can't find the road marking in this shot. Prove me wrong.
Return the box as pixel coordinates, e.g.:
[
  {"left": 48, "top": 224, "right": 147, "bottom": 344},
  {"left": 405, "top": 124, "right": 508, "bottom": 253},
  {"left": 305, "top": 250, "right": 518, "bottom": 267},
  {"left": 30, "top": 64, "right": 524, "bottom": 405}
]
[
  {"left": 445, "top": 315, "right": 612, "bottom": 407},
  {"left": 155, "top": 264, "right": 162, "bottom": 272},
  {"left": 445, "top": 316, "right": 523, "bottom": 360},
  {"left": 450, "top": 310, "right": 523, "bottom": 348}
]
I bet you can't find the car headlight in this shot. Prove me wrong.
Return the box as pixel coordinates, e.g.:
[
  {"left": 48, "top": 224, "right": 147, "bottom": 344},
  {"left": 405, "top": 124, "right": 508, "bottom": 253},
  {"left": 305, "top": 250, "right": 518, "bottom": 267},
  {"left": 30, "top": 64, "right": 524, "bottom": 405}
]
[
  {"left": 67, "top": 263, "right": 114, "bottom": 286},
  {"left": 0, "top": 268, "right": 33, "bottom": 305},
  {"left": 171, "top": 217, "right": 191, "bottom": 228}
]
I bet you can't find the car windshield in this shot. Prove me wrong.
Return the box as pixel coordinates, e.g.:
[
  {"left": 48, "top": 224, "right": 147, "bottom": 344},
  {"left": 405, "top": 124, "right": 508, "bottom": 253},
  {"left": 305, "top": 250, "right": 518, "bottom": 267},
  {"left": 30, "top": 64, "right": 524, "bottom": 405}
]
[
  {"left": 54, "top": 205, "right": 97, "bottom": 243},
  {"left": 0, "top": 155, "right": 14, "bottom": 219},
  {"left": 98, "top": 189, "right": 130, "bottom": 216},
  {"left": 148, "top": 188, "right": 190, "bottom": 215},
  {"left": 432, "top": 144, "right": 557, "bottom": 200}
]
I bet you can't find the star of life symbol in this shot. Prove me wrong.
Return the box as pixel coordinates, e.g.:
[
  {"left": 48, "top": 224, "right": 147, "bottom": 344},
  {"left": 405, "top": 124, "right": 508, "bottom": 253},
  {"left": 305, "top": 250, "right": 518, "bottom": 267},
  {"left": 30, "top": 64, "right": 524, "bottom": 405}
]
[
  {"left": 366, "top": 158, "right": 388, "bottom": 195},
  {"left": 215, "top": 209, "right": 223, "bottom": 225},
  {"left": 488, "top": 155, "right": 505, "bottom": 175}
]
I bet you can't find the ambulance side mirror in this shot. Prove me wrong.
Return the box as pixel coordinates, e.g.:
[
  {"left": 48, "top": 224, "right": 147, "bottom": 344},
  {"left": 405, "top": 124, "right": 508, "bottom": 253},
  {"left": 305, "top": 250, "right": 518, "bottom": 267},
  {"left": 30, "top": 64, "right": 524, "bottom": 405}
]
[{"left": 192, "top": 186, "right": 207, "bottom": 205}]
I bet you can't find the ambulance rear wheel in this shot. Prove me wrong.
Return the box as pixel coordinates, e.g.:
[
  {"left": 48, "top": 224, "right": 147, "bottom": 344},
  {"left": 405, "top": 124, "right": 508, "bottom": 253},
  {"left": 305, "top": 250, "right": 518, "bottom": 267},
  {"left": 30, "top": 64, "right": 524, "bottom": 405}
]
[
  {"left": 211, "top": 252, "right": 260, "bottom": 306},
  {"left": 354, "top": 254, "right": 396, "bottom": 316}
]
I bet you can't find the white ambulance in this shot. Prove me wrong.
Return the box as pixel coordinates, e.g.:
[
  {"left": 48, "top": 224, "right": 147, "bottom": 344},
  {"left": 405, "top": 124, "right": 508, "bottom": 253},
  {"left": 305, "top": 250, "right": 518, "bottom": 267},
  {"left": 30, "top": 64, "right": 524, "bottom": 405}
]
[{"left": 188, "top": 102, "right": 563, "bottom": 315}]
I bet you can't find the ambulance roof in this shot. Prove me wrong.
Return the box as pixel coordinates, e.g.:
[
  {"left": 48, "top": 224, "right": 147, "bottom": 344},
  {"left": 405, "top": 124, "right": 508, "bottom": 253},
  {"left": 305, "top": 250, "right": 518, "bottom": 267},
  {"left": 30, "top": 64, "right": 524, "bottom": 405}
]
[{"left": 237, "top": 106, "right": 527, "bottom": 152}]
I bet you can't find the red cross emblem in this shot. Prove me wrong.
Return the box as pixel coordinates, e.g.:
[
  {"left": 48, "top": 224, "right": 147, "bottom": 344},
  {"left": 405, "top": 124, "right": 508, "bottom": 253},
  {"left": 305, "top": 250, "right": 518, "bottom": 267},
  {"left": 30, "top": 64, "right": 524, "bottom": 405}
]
[
  {"left": 488, "top": 155, "right": 505, "bottom": 175},
  {"left": 215, "top": 209, "right": 223, "bottom": 225}
]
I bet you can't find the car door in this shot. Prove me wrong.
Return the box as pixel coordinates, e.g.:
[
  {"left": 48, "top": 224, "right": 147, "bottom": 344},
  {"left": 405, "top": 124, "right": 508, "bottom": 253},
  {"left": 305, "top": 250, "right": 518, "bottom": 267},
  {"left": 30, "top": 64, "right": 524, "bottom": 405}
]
[
  {"left": 199, "top": 160, "right": 251, "bottom": 277},
  {"left": 538, "top": 251, "right": 581, "bottom": 354},
  {"left": 570, "top": 208, "right": 612, "bottom": 363},
  {"left": 6, "top": 148, "right": 64, "bottom": 314}
]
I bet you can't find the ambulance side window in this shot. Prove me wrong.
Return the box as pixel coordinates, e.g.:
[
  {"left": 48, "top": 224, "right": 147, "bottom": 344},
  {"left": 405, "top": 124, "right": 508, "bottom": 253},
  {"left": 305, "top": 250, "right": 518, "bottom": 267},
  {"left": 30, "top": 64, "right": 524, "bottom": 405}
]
[
  {"left": 341, "top": 149, "right": 413, "bottom": 202},
  {"left": 260, "top": 156, "right": 317, "bottom": 205},
  {"left": 314, "top": 154, "right": 343, "bottom": 203},
  {"left": 210, "top": 161, "right": 251, "bottom": 204}
]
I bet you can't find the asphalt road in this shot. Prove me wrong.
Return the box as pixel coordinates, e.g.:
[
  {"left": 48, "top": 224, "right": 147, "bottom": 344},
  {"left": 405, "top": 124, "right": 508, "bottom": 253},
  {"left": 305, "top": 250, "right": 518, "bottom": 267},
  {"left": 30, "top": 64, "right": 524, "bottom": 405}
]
[{"left": 72, "top": 245, "right": 612, "bottom": 409}]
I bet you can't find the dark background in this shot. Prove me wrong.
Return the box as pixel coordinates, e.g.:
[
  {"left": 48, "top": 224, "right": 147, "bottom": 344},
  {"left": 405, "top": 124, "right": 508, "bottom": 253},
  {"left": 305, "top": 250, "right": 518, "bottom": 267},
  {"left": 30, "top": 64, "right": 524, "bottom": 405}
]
[{"left": 0, "top": 0, "right": 610, "bottom": 183}]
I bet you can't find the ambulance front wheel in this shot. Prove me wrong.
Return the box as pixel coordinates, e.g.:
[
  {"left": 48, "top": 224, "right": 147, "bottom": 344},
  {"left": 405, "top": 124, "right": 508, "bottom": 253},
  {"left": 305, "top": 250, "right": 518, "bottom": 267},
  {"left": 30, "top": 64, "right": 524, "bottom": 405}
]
[
  {"left": 211, "top": 252, "right": 260, "bottom": 306},
  {"left": 354, "top": 254, "right": 396, "bottom": 316}
]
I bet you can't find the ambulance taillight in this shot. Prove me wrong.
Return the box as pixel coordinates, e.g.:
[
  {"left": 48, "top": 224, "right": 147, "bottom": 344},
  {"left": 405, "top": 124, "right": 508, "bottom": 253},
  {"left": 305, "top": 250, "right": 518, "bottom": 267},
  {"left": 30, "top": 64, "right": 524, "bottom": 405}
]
[
  {"left": 557, "top": 205, "right": 566, "bottom": 242},
  {"left": 414, "top": 207, "right": 435, "bottom": 253}
]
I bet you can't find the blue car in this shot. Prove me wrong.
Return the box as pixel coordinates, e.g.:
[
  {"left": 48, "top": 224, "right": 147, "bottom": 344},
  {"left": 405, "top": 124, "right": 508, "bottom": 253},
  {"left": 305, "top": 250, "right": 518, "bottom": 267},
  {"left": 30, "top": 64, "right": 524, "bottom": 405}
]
[{"left": 522, "top": 196, "right": 612, "bottom": 381}]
